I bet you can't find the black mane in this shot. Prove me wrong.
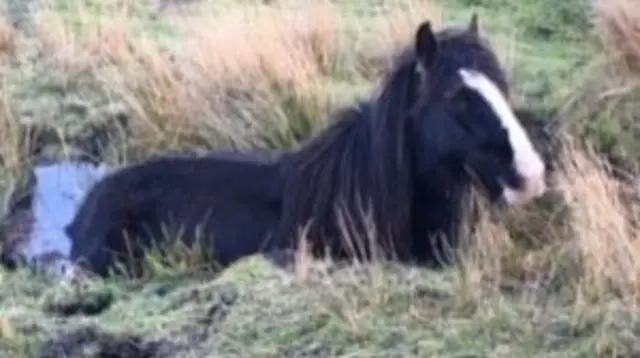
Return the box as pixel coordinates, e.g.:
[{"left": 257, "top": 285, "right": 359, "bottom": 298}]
[{"left": 276, "top": 42, "right": 437, "bottom": 260}]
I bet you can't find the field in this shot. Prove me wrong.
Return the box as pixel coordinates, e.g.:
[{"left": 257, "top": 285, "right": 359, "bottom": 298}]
[{"left": 1, "top": 0, "right": 640, "bottom": 356}]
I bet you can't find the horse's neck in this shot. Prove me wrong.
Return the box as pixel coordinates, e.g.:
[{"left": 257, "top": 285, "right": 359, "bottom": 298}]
[
  {"left": 277, "top": 103, "right": 414, "bottom": 240},
  {"left": 367, "top": 99, "right": 413, "bottom": 176},
  {"left": 357, "top": 101, "right": 415, "bottom": 239}
]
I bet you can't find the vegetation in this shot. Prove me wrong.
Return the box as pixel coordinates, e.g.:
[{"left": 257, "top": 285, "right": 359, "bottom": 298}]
[{"left": 0, "top": 0, "right": 640, "bottom": 356}]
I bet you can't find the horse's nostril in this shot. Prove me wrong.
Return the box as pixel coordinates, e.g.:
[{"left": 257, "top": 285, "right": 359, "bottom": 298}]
[
  {"left": 502, "top": 175, "right": 547, "bottom": 205},
  {"left": 520, "top": 176, "right": 547, "bottom": 200},
  {"left": 529, "top": 174, "right": 546, "bottom": 190}
]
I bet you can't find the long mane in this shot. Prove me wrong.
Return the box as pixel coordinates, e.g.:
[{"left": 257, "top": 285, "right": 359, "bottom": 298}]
[{"left": 276, "top": 49, "right": 421, "bottom": 259}]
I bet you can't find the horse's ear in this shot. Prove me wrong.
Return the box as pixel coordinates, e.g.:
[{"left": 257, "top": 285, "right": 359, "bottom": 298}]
[
  {"left": 468, "top": 13, "right": 479, "bottom": 34},
  {"left": 415, "top": 21, "right": 438, "bottom": 69}
]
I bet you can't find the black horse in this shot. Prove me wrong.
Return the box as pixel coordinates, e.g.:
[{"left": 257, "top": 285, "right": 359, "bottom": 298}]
[
  {"left": 64, "top": 14, "right": 548, "bottom": 278},
  {"left": 274, "top": 14, "right": 547, "bottom": 265}
]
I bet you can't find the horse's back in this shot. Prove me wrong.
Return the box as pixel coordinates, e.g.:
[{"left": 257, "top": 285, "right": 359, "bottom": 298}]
[{"left": 67, "top": 152, "right": 285, "bottom": 276}]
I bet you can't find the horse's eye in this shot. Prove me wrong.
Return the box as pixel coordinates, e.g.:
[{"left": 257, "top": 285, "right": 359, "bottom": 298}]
[
  {"left": 451, "top": 94, "right": 468, "bottom": 112},
  {"left": 480, "top": 132, "right": 513, "bottom": 159}
]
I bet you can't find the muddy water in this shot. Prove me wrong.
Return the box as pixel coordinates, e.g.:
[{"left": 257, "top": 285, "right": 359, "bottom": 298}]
[{"left": 13, "top": 161, "right": 111, "bottom": 275}]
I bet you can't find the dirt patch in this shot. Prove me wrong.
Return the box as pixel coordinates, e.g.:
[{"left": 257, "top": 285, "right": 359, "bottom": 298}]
[
  {"left": 37, "top": 326, "right": 178, "bottom": 358},
  {"left": 43, "top": 288, "right": 114, "bottom": 317}
]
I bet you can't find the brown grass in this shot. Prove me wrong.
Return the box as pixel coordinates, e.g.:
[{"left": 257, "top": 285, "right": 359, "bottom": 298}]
[
  {"left": 592, "top": 0, "right": 640, "bottom": 77},
  {"left": 345, "top": 0, "right": 443, "bottom": 78},
  {"left": 461, "top": 137, "right": 640, "bottom": 303},
  {"left": 556, "top": 142, "right": 640, "bottom": 301},
  {"left": 0, "top": 90, "right": 35, "bottom": 216},
  {"left": 20, "top": 0, "right": 446, "bottom": 162},
  {"left": 527, "top": 0, "right": 640, "bottom": 305},
  {"left": 0, "top": 15, "right": 16, "bottom": 58},
  {"left": 565, "top": 0, "right": 640, "bottom": 158}
]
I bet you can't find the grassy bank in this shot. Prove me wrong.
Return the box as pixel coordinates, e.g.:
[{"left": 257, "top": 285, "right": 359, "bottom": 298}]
[{"left": 1, "top": 0, "right": 640, "bottom": 356}]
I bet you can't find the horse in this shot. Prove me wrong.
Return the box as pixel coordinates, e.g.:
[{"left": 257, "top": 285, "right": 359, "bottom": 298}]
[
  {"left": 273, "top": 14, "right": 547, "bottom": 266},
  {"left": 63, "top": 14, "right": 547, "bottom": 278}
]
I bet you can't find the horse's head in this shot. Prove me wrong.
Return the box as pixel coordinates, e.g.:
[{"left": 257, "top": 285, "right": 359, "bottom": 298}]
[{"left": 408, "top": 14, "right": 547, "bottom": 206}]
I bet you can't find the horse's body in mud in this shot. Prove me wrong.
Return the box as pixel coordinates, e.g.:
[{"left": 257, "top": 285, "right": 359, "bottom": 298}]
[
  {"left": 66, "top": 152, "right": 284, "bottom": 277},
  {"left": 62, "top": 14, "right": 547, "bottom": 278}
]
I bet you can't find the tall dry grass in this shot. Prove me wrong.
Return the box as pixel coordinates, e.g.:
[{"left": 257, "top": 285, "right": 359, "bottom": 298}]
[
  {"left": 560, "top": 0, "right": 640, "bottom": 178},
  {"left": 559, "top": 144, "right": 640, "bottom": 300},
  {"left": 0, "top": 89, "right": 37, "bottom": 215},
  {"left": 343, "top": 0, "right": 443, "bottom": 78},
  {"left": 25, "top": 0, "right": 444, "bottom": 164},
  {"left": 565, "top": 0, "right": 640, "bottom": 130},
  {"left": 592, "top": 0, "right": 640, "bottom": 78},
  {"left": 30, "top": 1, "right": 338, "bottom": 160},
  {"left": 530, "top": 0, "right": 640, "bottom": 304},
  {"left": 0, "top": 15, "right": 15, "bottom": 58}
]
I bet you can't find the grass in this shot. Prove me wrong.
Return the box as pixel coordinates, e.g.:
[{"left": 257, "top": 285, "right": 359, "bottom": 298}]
[{"left": 1, "top": 0, "right": 640, "bottom": 356}]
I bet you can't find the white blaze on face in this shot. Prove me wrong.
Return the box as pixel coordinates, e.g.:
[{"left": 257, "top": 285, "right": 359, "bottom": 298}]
[{"left": 458, "top": 68, "right": 546, "bottom": 205}]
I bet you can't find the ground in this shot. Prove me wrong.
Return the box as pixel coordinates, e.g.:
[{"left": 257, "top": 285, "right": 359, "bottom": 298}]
[{"left": 1, "top": 0, "right": 640, "bottom": 357}]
